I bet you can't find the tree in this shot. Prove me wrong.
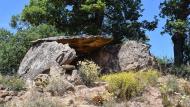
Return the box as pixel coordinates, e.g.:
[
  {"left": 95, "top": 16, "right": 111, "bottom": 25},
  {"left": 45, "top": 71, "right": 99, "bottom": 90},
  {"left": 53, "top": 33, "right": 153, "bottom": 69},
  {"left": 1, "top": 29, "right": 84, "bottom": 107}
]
[
  {"left": 102, "top": 0, "right": 157, "bottom": 43},
  {"left": 160, "top": 0, "right": 190, "bottom": 66},
  {"left": 0, "top": 28, "right": 13, "bottom": 42},
  {"left": 0, "top": 24, "right": 61, "bottom": 74},
  {"left": 17, "top": 0, "right": 157, "bottom": 43}
]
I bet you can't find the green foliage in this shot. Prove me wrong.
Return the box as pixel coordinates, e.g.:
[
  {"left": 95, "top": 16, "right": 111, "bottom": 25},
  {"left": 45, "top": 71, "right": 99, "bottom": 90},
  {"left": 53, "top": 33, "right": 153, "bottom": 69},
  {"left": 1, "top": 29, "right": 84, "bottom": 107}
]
[
  {"left": 160, "top": 0, "right": 190, "bottom": 65},
  {"left": 0, "top": 74, "right": 25, "bottom": 91},
  {"left": 161, "top": 93, "right": 173, "bottom": 107},
  {"left": 156, "top": 56, "right": 173, "bottom": 65},
  {"left": 0, "top": 28, "right": 13, "bottom": 42},
  {"left": 101, "top": 70, "right": 159, "bottom": 100},
  {"left": 160, "top": 76, "right": 179, "bottom": 95},
  {"left": 0, "top": 29, "right": 25, "bottom": 74},
  {"left": 162, "top": 19, "right": 189, "bottom": 36},
  {"left": 17, "top": 0, "right": 157, "bottom": 42},
  {"left": 183, "top": 83, "right": 190, "bottom": 95},
  {"left": 10, "top": 15, "right": 29, "bottom": 30},
  {"left": 166, "top": 66, "right": 190, "bottom": 79},
  {"left": 160, "top": 0, "right": 190, "bottom": 36},
  {"left": 22, "top": 5, "right": 46, "bottom": 26},
  {"left": 0, "top": 24, "right": 61, "bottom": 74},
  {"left": 16, "top": 24, "right": 61, "bottom": 41},
  {"left": 176, "top": 95, "right": 190, "bottom": 107},
  {"left": 81, "top": 0, "right": 105, "bottom": 12},
  {"left": 0, "top": 39, "right": 26, "bottom": 74},
  {"left": 78, "top": 60, "right": 100, "bottom": 86},
  {"left": 34, "top": 74, "right": 49, "bottom": 89},
  {"left": 159, "top": 76, "right": 190, "bottom": 107}
]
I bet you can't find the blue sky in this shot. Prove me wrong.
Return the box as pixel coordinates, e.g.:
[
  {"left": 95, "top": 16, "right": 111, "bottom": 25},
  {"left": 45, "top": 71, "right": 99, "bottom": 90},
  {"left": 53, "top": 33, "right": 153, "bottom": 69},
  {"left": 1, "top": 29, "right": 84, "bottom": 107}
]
[{"left": 0, "top": 0, "right": 173, "bottom": 58}]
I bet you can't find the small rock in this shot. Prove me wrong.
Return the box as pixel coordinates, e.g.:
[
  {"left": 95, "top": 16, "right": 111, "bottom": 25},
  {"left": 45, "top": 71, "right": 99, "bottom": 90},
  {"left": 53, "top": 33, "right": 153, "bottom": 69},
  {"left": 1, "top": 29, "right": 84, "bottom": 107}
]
[
  {"left": 77, "top": 104, "right": 97, "bottom": 107},
  {"left": 34, "top": 74, "right": 49, "bottom": 88},
  {"left": 9, "top": 91, "right": 17, "bottom": 96},
  {"left": 75, "top": 85, "right": 87, "bottom": 91},
  {"left": 0, "top": 98, "right": 4, "bottom": 103},
  {"left": 0, "top": 85, "right": 5, "bottom": 90},
  {"left": 0, "top": 91, "right": 9, "bottom": 98},
  {"left": 93, "top": 82, "right": 107, "bottom": 87},
  {"left": 4, "top": 96, "right": 12, "bottom": 102},
  {"left": 66, "top": 98, "right": 74, "bottom": 106},
  {"left": 17, "top": 91, "right": 25, "bottom": 97},
  {"left": 62, "top": 65, "right": 76, "bottom": 70}
]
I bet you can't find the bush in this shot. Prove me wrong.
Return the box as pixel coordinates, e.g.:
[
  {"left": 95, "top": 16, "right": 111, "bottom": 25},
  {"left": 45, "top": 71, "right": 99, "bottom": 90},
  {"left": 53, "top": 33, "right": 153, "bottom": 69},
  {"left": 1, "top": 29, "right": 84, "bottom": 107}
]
[
  {"left": 34, "top": 74, "right": 49, "bottom": 89},
  {"left": 156, "top": 56, "right": 173, "bottom": 65},
  {"left": 183, "top": 82, "right": 190, "bottom": 95},
  {"left": 159, "top": 76, "right": 179, "bottom": 95},
  {"left": 78, "top": 60, "right": 100, "bottom": 86},
  {"left": 169, "top": 66, "right": 190, "bottom": 79},
  {"left": 161, "top": 93, "right": 172, "bottom": 107},
  {"left": 0, "top": 75, "right": 25, "bottom": 91},
  {"left": 0, "top": 25, "right": 62, "bottom": 74},
  {"left": 101, "top": 70, "right": 159, "bottom": 100},
  {"left": 92, "top": 95, "right": 105, "bottom": 106},
  {"left": 176, "top": 95, "right": 190, "bottom": 107}
]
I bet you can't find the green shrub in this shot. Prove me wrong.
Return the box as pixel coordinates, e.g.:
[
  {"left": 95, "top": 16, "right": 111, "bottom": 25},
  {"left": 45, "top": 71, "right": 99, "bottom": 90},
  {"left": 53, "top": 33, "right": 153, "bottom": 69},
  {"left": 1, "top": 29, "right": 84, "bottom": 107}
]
[
  {"left": 0, "top": 25, "right": 62, "bottom": 74},
  {"left": 161, "top": 93, "right": 173, "bottom": 107},
  {"left": 34, "top": 74, "right": 49, "bottom": 89},
  {"left": 183, "top": 82, "right": 190, "bottom": 95},
  {"left": 159, "top": 76, "right": 179, "bottom": 95},
  {"left": 156, "top": 56, "right": 173, "bottom": 65},
  {"left": 169, "top": 66, "right": 190, "bottom": 80},
  {"left": 176, "top": 95, "right": 190, "bottom": 107},
  {"left": 101, "top": 70, "right": 159, "bottom": 100},
  {"left": 78, "top": 60, "right": 100, "bottom": 86},
  {"left": 0, "top": 75, "right": 25, "bottom": 91},
  {"left": 166, "top": 77, "right": 179, "bottom": 93}
]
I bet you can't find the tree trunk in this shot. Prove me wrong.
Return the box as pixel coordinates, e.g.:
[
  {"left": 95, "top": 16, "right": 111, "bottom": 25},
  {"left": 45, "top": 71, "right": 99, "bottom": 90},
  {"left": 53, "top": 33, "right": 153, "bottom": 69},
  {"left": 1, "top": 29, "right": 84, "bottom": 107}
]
[
  {"left": 172, "top": 33, "right": 185, "bottom": 66},
  {"left": 95, "top": 11, "right": 104, "bottom": 33}
]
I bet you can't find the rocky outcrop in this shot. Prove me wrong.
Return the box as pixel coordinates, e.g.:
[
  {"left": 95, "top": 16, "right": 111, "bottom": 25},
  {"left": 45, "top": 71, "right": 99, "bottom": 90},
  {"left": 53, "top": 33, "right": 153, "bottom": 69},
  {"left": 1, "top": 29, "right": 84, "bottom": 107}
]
[
  {"left": 32, "top": 35, "right": 112, "bottom": 53},
  {"left": 92, "top": 41, "right": 157, "bottom": 73},
  {"left": 48, "top": 65, "right": 83, "bottom": 86},
  {"left": 18, "top": 35, "right": 156, "bottom": 78},
  {"left": 0, "top": 85, "right": 25, "bottom": 103},
  {"left": 127, "top": 86, "right": 163, "bottom": 107},
  {"left": 18, "top": 42, "right": 76, "bottom": 80},
  {"left": 6, "top": 83, "right": 109, "bottom": 107}
]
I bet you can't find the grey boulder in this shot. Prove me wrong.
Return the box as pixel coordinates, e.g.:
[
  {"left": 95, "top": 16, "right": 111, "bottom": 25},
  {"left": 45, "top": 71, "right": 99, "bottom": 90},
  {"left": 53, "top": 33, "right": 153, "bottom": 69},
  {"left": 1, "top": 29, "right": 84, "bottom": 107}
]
[
  {"left": 93, "top": 41, "right": 157, "bottom": 73},
  {"left": 18, "top": 41, "right": 76, "bottom": 79}
]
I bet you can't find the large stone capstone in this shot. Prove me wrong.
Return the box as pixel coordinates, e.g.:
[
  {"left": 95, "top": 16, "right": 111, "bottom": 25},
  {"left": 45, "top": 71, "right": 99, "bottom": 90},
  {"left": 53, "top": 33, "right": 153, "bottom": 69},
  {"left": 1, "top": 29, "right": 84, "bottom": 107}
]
[
  {"left": 32, "top": 35, "right": 113, "bottom": 53},
  {"left": 18, "top": 41, "right": 76, "bottom": 79},
  {"left": 92, "top": 41, "right": 157, "bottom": 73}
]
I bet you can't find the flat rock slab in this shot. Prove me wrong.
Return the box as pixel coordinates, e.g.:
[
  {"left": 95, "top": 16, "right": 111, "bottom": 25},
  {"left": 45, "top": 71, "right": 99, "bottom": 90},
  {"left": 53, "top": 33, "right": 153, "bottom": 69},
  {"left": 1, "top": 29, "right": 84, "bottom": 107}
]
[{"left": 32, "top": 35, "right": 112, "bottom": 53}]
